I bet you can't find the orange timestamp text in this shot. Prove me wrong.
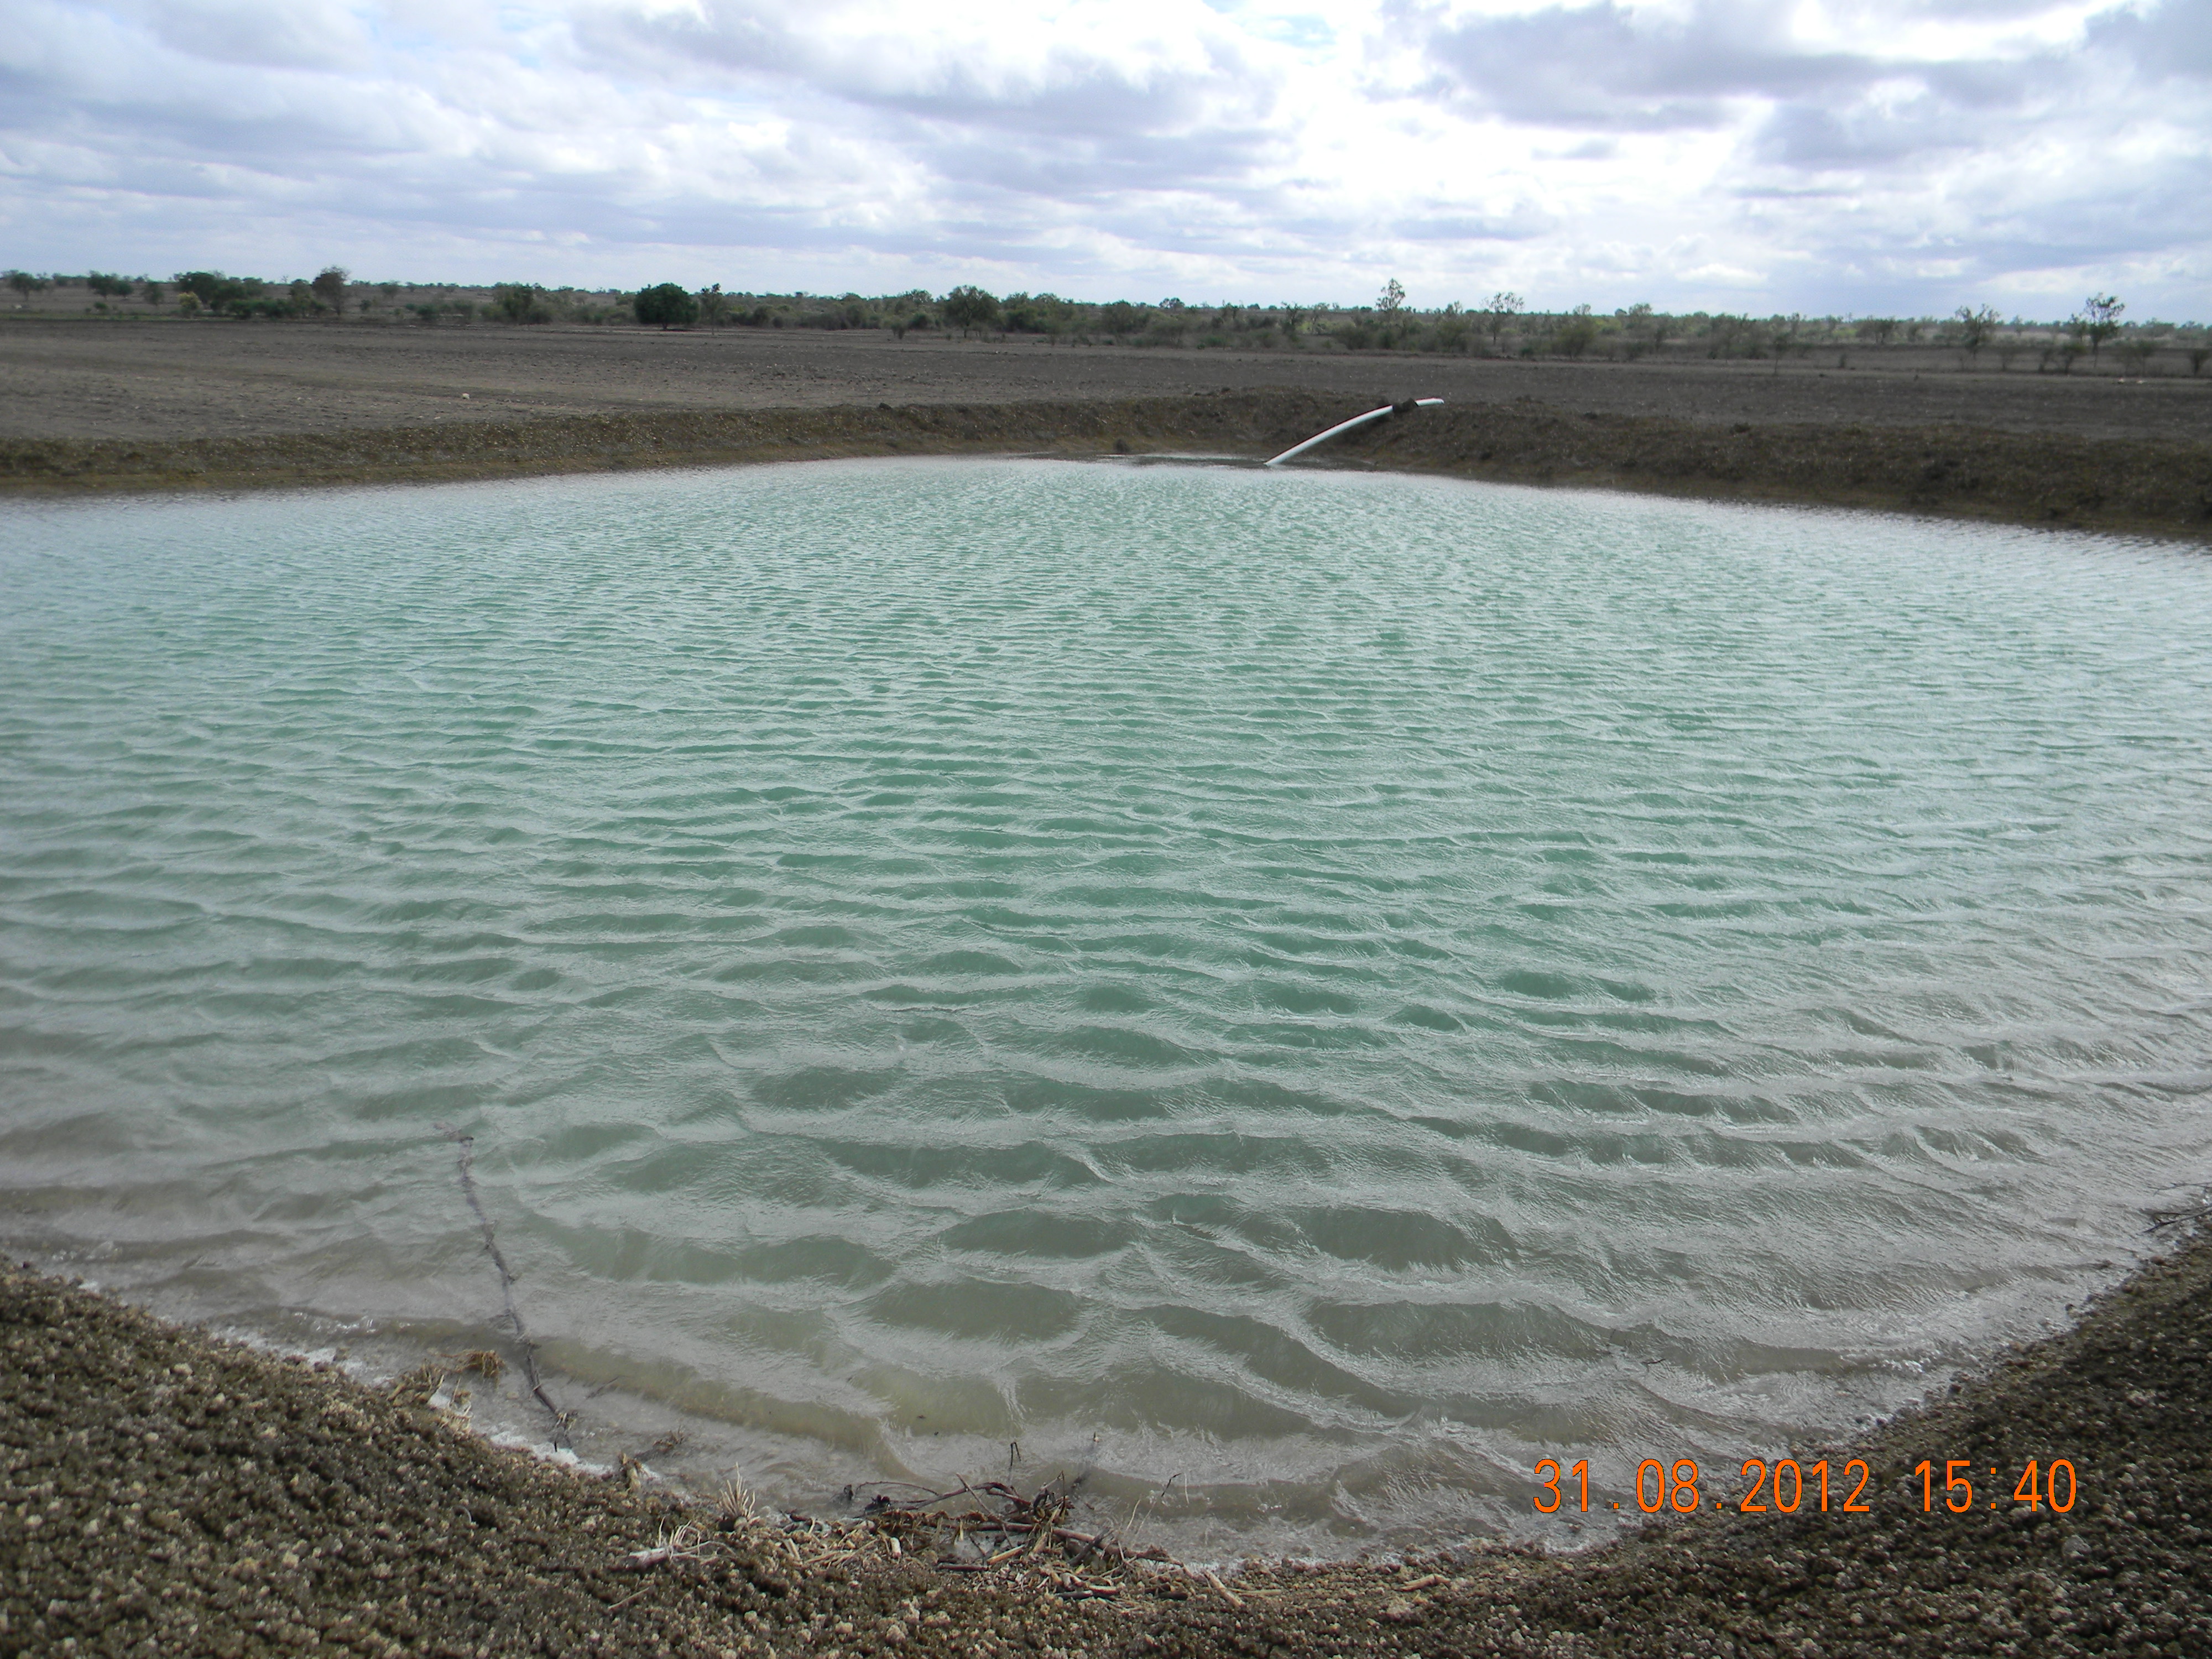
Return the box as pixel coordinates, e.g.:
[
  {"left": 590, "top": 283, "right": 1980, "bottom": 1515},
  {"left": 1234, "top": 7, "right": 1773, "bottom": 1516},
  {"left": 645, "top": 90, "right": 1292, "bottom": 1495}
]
[{"left": 1532, "top": 1456, "right": 2079, "bottom": 1516}]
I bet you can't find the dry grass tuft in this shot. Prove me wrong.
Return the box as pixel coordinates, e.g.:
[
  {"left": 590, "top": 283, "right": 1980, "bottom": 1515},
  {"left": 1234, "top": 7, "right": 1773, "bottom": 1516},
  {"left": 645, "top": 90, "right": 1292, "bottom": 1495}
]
[
  {"left": 715, "top": 1472, "right": 761, "bottom": 1526},
  {"left": 391, "top": 1364, "right": 447, "bottom": 1408}
]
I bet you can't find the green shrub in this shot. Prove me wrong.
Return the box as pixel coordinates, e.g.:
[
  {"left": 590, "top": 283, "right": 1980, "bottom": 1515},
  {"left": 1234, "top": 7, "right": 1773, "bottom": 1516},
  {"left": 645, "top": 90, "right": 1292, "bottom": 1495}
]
[
  {"left": 493, "top": 283, "right": 553, "bottom": 324},
  {"left": 1552, "top": 307, "right": 1600, "bottom": 358}
]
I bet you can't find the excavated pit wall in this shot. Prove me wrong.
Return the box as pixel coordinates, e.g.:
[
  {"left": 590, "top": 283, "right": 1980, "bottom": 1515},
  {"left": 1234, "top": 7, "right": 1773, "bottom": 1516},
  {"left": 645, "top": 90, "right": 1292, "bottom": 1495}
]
[{"left": 3, "top": 389, "right": 2208, "bottom": 542}]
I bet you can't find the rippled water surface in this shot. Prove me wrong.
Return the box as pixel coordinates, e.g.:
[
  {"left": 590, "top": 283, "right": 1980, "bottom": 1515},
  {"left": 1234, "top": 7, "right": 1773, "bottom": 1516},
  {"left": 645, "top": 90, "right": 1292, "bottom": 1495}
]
[{"left": 4, "top": 460, "right": 2210, "bottom": 1551}]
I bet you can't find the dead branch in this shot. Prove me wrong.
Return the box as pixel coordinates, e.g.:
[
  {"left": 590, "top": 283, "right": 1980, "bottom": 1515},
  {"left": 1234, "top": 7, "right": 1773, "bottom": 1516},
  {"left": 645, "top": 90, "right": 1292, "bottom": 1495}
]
[
  {"left": 436, "top": 1124, "right": 571, "bottom": 1446},
  {"left": 2148, "top": 1204, "right": 2211, "bottom": 1232}
]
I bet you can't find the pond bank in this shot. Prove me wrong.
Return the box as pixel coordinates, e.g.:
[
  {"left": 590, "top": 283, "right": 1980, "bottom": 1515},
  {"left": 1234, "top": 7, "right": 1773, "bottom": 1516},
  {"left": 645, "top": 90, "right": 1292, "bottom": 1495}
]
[
  {"left": 3, "top": 389, "right": 2208, "bottom": 543},
  {"left": 4, "top": 1215, "right": 2207, "bottom": 1657}
]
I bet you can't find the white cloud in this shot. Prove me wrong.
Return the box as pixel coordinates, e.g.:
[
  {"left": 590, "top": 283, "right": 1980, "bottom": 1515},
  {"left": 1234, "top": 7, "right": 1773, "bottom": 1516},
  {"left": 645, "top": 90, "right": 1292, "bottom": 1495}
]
[{"left": 0, "top": 0, "right": 2204, "bottom": 315}]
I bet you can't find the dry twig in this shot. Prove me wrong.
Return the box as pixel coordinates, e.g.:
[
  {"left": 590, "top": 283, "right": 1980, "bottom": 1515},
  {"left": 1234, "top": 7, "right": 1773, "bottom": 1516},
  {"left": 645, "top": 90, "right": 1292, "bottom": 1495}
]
[{"left": 436, "top": 1124, "right": 572, "bottom": 1446}]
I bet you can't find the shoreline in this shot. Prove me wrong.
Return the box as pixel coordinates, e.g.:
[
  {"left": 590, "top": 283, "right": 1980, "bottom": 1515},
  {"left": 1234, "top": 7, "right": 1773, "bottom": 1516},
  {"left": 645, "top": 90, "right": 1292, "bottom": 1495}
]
[
  {"left": 5, "top": 1214, "right": 2207, "bottom": 1657},
  {"left": 6, "top": 389, "right": 2210, "bottom": 543}
]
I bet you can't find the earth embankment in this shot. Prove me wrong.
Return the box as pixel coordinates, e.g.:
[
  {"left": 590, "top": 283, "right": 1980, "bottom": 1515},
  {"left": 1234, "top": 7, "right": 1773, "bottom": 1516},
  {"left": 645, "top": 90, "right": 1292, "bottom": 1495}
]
[{"left": 3, "top": 389, "right": 2208, "bottom": 542}]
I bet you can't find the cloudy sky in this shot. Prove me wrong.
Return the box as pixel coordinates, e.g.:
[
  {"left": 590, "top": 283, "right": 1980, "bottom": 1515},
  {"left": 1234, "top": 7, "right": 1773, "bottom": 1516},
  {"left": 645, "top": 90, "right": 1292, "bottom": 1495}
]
[{"left": 5, "top": 0, "right": 2206, "bottom": 315}]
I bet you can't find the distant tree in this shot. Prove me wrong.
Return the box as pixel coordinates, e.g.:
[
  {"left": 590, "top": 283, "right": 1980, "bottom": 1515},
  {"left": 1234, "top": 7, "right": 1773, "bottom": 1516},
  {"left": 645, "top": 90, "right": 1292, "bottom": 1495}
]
[
  {"left": 176, "top": 271, "right": 242, "bottom": 312},
  {"left": 1953, "top": 304, "right": 1999, "bottom": 362},
  {"left": 696, "top": 283, "right": 730, "bottom": 326},
  {"left": 1279, "top": 304, "right": 1308, "bottom": 343},
  {"left": 1612, "top": 304, "right": 1655, "bottom": 361},
  {"left": 1619, "top": 303, "right": 1675, "bottom": 348},
  {"left": 6, "top": 270, "right": 41, "bottom": 300},
  {"left": 310, "top": 266, "right": 347, "bottom": 315},
  {"left": 1552, "top": 304, "right": 1600, "bottom": 358},
  {"left": 2075, "top": 294, "right": 2124, "bottom": 362},
  {"left": 140, "top": 280, "right": 165, "bottom": 307},
  {"left": 941, "top": 285, "right": 1000, "bottom": 337},
  {"left": 1705, "top": 314, "right": 1765, "bottom": 358},
  {"left": 1376, "top": 277, "right": 1406, "bottom": 316},
  {"left": 1481, "top": 291, "right": 1524, "bottom": 348},
  {"left": 1432, "top": 301, "right": 1470, "bottom": 353},
  {"left": 492, "top": 283, "right": 552, "bottom": 324},
  {"left": 633, "top": 283, "right": 700, "bottom": 329},
  {"left": 1855, "top": 316, "right": 1899, "bottom": 347},
  {"left": 86, "top": 272, "right": 133, "bottom": 298}
]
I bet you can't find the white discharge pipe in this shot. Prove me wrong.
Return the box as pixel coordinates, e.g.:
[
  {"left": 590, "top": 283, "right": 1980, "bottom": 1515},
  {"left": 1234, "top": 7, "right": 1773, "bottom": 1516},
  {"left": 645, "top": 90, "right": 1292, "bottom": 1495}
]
[{"left": 1264, "top": 398, "right": 1444, "bottom": 467}]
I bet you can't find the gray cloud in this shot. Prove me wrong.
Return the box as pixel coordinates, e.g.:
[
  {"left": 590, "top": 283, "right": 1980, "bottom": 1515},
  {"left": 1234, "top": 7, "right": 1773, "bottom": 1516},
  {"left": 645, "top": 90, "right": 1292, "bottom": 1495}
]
[
  {"left": 1389, "top": 206, "right": 1557, "bottom": 242},
  {"left": 589, "top": 1, "right": 1274, "bottom": 143},
  {"left": 2086, "top": 0, "right": 2212, "bottom": 76},
  {"left": 1396, "top": 0, "right": 1886, "bottom": 131},
  {"left": 562, "top": 0, "right": 1293, "bottom": 215},
  {"left": 1753, "top": 83, "right": 1997, "bottom": 169}
]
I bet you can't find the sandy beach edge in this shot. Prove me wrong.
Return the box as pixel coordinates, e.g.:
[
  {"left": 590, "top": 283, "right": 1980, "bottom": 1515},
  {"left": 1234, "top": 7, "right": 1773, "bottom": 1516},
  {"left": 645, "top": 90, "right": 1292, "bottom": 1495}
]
[
  {"left": 4, "top": 1211, "right": 2206, "bottom": 1658},
  {"left": 4, "top": 389, "right": 2210, "bottom": 544}
]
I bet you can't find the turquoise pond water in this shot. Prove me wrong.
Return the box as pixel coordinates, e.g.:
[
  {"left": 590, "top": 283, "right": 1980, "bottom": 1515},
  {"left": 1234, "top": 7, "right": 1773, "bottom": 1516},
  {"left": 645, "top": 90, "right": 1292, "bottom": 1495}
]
[{"left": 2, "top": 457, "right": 2209, "bottom": 1553}]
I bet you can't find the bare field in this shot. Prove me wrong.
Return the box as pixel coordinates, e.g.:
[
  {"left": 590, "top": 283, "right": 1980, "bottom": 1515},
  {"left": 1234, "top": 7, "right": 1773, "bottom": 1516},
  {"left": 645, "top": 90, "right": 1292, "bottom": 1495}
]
[{"left": 6, "top": 317, "right": 2210, "bottom": 446}]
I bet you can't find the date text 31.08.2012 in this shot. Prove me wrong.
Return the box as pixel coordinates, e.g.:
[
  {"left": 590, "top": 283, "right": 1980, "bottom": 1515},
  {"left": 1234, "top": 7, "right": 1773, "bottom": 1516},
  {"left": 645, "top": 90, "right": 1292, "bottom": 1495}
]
[{"left": 1532, "top": 1457, "right": 2079, "bottom": 1516}]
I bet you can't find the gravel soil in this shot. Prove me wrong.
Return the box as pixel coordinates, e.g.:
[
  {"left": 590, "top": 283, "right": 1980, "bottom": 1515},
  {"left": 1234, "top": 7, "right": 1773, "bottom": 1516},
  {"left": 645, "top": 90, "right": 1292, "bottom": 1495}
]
[{"left": 5, "top": 1223, "right": 2206, "bottom": 1658}]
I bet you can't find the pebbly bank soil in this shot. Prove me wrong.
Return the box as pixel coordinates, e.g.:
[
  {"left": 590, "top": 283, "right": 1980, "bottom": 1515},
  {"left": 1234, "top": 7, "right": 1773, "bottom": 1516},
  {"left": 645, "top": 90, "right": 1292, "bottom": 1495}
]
[
  {"left": 2, "top": 382, "right": 2209, "bottom": 545},
  {"left": 5, "top": 1219, "right": 2208, "bottom": 1659}
]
